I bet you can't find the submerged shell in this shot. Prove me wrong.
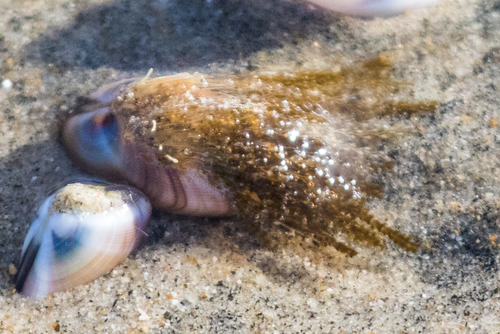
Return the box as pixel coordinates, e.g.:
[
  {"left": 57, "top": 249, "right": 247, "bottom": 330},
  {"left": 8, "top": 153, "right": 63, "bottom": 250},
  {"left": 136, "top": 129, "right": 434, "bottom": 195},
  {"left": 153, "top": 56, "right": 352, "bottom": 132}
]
[
  {"left": 62, "top": 59, "right": 432, "bottom": 257},
  {"left": 16, "top": 183, "right": 151, "bottom": 298},
  {"left": 62, "top": 74, "right": 233, "bottom": 217},
  {"left": 307, "top": 0, "right": 439, "bottom": 16}
]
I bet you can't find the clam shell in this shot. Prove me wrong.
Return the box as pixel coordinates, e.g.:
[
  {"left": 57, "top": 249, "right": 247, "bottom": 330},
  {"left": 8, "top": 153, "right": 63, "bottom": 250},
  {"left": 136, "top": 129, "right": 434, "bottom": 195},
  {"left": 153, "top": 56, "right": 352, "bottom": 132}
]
[
  {"left": 16, "top": 183, "right": 151, "bottom": 298},
  {"left": 61, "top": 73, "right": 233, "bottom": 217},
  {"left": 306, "top": 0, "right": 439, "bottom": 16}
]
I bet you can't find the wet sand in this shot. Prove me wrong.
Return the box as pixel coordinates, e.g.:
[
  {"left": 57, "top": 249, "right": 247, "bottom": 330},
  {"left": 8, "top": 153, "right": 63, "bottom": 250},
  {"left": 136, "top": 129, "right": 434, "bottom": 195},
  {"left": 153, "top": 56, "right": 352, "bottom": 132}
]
[{"left": 0, "top": 0, "right": 500, "bottom": 332}]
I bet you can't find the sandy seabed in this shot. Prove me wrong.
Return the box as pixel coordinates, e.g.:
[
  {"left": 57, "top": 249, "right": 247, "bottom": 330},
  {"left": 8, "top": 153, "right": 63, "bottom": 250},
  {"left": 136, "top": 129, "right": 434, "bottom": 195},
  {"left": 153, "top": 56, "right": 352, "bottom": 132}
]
[{"left": 0, "top": 0, "right": 500, "bottom": 332}]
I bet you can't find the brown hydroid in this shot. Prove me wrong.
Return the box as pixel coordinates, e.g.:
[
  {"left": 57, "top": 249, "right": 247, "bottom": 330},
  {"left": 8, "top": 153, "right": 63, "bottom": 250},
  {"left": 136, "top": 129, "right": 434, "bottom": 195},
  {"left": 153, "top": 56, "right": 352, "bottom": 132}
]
[{"left": 111, "top": 58, "right": 433, "bottom": 256}]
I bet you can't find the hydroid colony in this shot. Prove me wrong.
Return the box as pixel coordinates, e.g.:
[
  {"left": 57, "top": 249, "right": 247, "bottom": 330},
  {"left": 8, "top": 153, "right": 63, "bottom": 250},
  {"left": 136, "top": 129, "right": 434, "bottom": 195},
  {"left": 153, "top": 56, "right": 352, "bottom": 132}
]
[{"left": 72, "top": 58, "right": 433, "bottom": 256}]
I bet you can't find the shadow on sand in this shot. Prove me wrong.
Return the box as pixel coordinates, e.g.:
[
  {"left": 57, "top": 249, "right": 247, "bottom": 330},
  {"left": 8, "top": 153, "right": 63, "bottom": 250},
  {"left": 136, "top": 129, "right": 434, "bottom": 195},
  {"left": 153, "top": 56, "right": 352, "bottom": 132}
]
[{"left": 21, "top": 0, "right": 337, "bottom": 72}]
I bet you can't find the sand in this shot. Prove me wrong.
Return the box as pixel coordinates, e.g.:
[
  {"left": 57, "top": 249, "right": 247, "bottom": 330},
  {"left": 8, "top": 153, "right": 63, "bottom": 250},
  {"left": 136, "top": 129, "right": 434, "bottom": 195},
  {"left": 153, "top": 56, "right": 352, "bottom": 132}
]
[{"left": 0, "top": 0, "right": 500, "bottom": 332}]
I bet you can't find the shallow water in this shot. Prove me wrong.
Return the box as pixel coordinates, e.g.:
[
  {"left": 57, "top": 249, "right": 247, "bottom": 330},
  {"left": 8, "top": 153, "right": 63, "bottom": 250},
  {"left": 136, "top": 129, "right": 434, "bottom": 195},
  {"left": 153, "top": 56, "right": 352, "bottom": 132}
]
[{"left": 0, "top": 0, "right": 499, "bottom": 332}]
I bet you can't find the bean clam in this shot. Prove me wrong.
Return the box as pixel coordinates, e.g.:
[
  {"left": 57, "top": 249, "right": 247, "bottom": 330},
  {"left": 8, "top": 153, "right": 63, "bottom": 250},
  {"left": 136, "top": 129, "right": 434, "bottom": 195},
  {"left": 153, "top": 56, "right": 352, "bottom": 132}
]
[
  {"left": 16, "top": 183, "right": 151, "bottom": 298},
  {"left": 307, "top": 0, "right": 440, "bottom": 16},
  {"left": 18, "top": 58, "right": 428, "bottom": 297},
  {"left": 62, "top": 72, "right": 233, "bottom": 217}
]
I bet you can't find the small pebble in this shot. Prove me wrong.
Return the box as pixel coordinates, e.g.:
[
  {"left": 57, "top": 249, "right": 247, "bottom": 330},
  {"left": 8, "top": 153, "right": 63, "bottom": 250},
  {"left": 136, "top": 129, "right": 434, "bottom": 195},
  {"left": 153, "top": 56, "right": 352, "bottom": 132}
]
[
  {"left": 138, "top": 308, "right": 150, "bottom": 321},
  {"left": 172, "top": 299, "right": 186, "bottom": 312},
  {"left": 8, "top": 264, "right": 17, "bottom": 275},
  {"left": 2, "top": 79, "right": 12, "bottom": 91}
]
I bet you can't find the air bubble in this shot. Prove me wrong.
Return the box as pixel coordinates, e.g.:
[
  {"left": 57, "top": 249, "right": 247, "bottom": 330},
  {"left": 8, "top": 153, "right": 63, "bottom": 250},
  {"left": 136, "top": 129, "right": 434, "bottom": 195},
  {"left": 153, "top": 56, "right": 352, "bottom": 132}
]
[
  {"left": 288, "top": 130, "right": 300, "bottom": 142},
  {"left": 318, "top": 148, "right": 327, "bottom": 156}
]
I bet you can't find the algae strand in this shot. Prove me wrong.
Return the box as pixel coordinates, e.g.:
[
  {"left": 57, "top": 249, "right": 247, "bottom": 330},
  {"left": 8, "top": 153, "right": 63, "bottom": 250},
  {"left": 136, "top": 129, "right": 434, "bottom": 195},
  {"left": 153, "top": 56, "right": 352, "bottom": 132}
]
[{"left": 116, "top": 58, "right": 434, "bottom": 256}]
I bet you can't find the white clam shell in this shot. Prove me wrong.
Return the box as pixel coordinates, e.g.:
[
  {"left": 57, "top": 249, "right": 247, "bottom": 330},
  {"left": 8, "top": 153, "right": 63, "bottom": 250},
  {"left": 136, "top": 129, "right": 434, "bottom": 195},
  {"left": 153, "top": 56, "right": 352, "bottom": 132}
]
[
  {"left": 307, "top": 0, "right": 439, "bottom": 16},
  {"left": 16, "top": 183, "right": 151, "bottom": 299}
]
